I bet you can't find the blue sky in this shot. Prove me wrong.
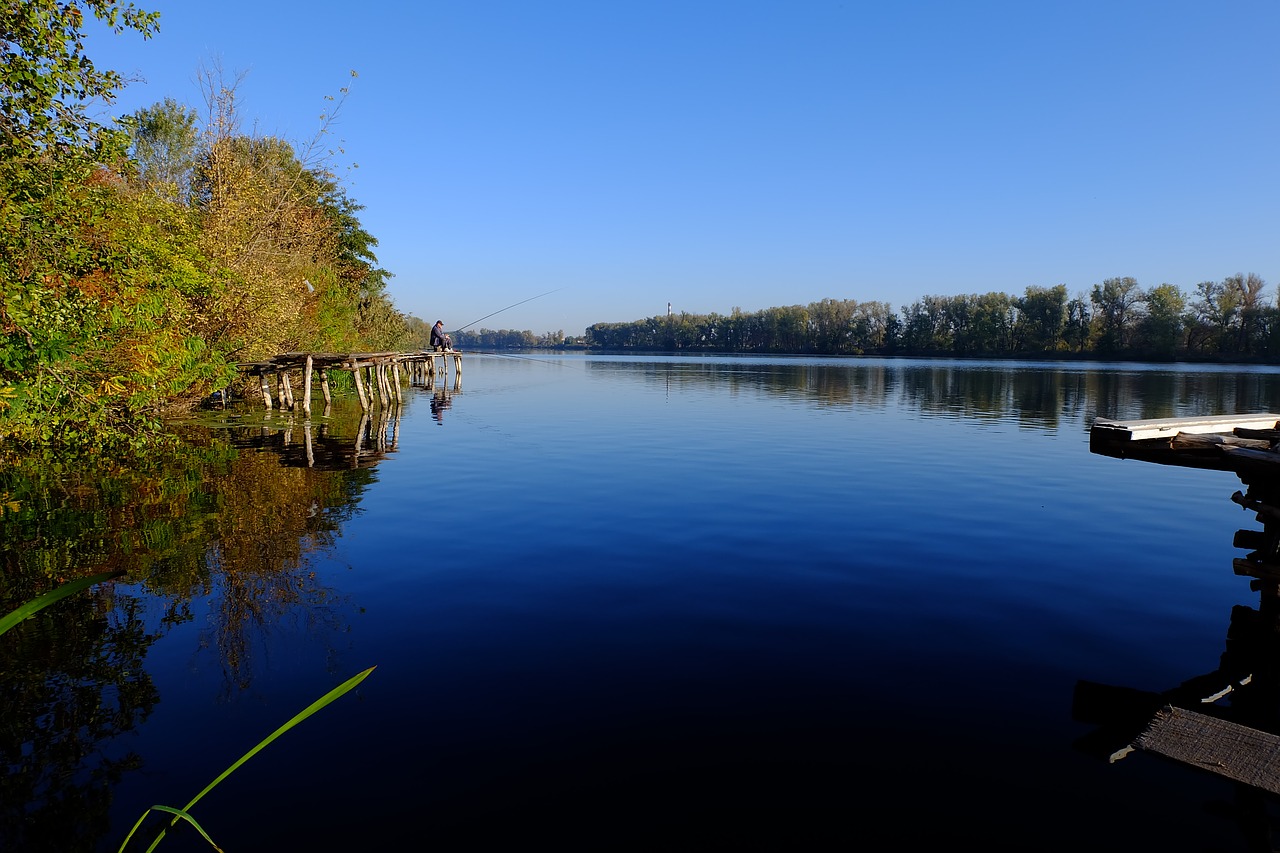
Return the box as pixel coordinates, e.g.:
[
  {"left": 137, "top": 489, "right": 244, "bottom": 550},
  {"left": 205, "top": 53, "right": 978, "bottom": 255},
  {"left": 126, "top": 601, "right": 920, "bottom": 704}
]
[{"left": 86, "top": 1, "right": 1279, "bottom": 336}]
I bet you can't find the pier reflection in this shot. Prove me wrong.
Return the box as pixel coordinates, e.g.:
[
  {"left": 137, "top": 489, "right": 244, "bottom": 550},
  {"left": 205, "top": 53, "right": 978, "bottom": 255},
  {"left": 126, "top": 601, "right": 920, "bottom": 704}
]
[
  {"left": 1073, "top": 581, "right": 1280, "bottom": 849},
  {"left": 0, "top": 421, "right": 380, "bottom": 850},
  {"left": 227, "top": 408, "right": 402, "bottom": 469}
]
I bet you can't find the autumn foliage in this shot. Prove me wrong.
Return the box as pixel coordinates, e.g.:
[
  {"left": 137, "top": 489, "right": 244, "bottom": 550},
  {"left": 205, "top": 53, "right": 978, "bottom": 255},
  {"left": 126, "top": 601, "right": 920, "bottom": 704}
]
[{"left": 0, "top": 1, "right": 407, "bottom": 448}]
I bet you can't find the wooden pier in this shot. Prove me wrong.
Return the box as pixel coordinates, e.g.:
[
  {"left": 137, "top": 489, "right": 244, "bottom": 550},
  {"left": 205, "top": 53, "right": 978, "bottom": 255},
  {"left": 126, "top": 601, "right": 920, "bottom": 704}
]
[
  {"left": 1084, "top": 412, "right": 1280, "bottom": 813},
  {"left": 238, "top": 350, "right": 462, "bottom": 414}
]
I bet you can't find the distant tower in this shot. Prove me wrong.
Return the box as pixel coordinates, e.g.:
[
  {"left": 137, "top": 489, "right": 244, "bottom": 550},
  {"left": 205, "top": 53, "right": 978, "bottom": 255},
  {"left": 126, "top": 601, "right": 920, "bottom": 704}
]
[{"left": 668, "top": 302, "right": 672, "bottom": 318}]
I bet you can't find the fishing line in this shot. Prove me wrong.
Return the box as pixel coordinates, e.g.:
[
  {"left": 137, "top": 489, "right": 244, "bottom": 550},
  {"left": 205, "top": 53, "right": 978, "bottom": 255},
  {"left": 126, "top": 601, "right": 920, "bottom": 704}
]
[
  {"left": 452, "top": 288, "right": 565, "bottom": 333},
  {"left": 468, "top": 350, "right": 565, "bottom": 366}
]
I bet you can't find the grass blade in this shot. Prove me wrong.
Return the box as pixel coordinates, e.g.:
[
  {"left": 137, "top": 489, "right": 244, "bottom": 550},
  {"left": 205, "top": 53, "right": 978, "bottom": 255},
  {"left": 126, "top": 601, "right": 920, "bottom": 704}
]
[
  {"left": 119, "top": 807, "right": 223, "bottom": 853},
  {"left": 180, "top": 665, "right": 377, "bottom": 812},
  {"left": 129, "top": 665, "right": 377, "bottom": 852},
  {"left": 0, "top": 570, "right": 125, "bottom": 637}
]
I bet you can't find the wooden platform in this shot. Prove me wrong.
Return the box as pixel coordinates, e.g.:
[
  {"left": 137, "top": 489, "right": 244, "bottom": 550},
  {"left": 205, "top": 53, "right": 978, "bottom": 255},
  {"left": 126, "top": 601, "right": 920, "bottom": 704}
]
[
  {"left": 1085, "top": 413, "right": 1280, "bottom": 812},
  {"left": 238, "top": 350, "right": 461, "bottom": 413},
  {"left": 1092, "top": 414, "right": 1280, "bottom": 443},
  {"left": 1090, "top": 414, "right": 1280, "bottom": 476}
]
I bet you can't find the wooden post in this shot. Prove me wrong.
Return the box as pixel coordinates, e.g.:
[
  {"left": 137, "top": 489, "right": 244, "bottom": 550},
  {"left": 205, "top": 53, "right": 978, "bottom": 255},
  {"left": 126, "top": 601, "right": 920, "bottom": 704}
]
[
  {"left": 260, "top": 372, "right": 273, "bottom": 410},
  {"left": 354, "top": 411, "right": 369, "bottom": 460},
  {"left": 352, "top": 362, "right": 370, "bottom": 410},
  {"left": 392, "top": 362, "right": 403, "bottom": 401},
  {"left": 303, "top": 355, "right": 313, "bottom": 417},
  {"left": 320, "top": 370, "right": 332, "bottom": 406},
  {"left": 282, "top": 372, "right": 295, "bottom": 410}
]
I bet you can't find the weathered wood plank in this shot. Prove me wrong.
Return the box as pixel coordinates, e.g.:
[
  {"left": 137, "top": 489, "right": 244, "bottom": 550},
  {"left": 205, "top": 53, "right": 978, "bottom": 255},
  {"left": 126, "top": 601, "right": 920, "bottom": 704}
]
[
  {"left": 1133, "top": 705, "right": 1280, "bottom": 795},
  {"left": 1222, "top": 446, "right": 1280, "bottom": 467},
  {"left": 1093, "top": 414, "right": 1280, "bottom": 442},
  {"left": 1231, "top": 490, "right": 1280, "bottom": 522},
  {"left": 1233, "top": 557, "right": 1280, "bottom": 580},
  {"left": 1171, "top": 433, "right": 1272, "bottom": 451}
]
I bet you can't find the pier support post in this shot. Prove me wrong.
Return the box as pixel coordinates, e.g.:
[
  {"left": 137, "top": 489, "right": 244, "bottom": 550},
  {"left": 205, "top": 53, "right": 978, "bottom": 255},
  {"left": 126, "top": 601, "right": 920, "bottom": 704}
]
[
  {"left": 352, "top": 362, "right": 370, "bottom": 410},
  {"left": 303, "top": 355, "right": 313, "bottom": 417}
]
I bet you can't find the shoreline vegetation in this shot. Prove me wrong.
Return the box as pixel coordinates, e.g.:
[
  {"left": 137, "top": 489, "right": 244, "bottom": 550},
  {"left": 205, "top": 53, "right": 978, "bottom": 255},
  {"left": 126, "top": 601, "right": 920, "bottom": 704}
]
[{"left": 2, "top": 4, "right": 1275, "bottom": 450}]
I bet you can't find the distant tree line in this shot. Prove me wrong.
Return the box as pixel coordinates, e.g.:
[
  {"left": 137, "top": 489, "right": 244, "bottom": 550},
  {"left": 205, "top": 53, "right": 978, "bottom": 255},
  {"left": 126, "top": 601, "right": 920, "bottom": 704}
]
[{"left": 584, "top": 275, "right": 1278, "bottom": 360}]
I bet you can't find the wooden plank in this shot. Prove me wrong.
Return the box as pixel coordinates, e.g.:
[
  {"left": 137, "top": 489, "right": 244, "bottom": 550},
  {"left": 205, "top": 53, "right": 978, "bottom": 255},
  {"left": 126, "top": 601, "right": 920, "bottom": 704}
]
[
  {"left": 1234, "top": 427, "right": 1280, "bottom": 441},
  {"left": 1133, "top": 706, "right": 1280, "bottom": 795},
  {"left": 1231, "top": 490, "right": 1280, "bottom": 522},
  {"left": 1222, "top": 446, "right": 1280, "bottom": 467},
  {"left": 1092, "top": 414, "right": 1280, "bottom": 442},
  {"left": 1171, "top": 433, "right": 1271, "bottom": 451},
  {"left": 1233, "top": 557, "right": 1280, "bottom": 580}
]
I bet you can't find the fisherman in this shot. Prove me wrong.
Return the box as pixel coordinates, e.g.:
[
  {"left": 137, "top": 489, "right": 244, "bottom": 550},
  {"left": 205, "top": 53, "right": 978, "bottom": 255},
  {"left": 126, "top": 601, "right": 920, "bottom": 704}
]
[{"left": 430, "top": 320, "right": 452, "bottom": 352}]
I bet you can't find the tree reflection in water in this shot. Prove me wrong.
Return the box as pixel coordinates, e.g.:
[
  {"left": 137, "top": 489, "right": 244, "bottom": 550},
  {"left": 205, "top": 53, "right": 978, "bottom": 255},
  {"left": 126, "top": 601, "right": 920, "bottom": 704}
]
[{"left": 0, "top": 404, "right": 377, "bottom": 851}]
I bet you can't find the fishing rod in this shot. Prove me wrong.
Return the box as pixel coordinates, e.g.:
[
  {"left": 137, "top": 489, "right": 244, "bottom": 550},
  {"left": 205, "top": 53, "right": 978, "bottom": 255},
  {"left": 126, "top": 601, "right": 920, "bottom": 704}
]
[{"left": 452, "top": 288, "right": 565, "bottom": 334}]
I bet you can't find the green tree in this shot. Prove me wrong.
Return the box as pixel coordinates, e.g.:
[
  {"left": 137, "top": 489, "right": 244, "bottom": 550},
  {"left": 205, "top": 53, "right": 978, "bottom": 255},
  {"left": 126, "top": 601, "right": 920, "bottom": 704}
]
[
  {"left": 1138, "top": 283, "right": 1186, "bottom": 357},
  {"left": 1189, "top": 278, "right": 1240, "bottom": 355},
  {"left": 0, "top": 0, "right": 159, "bottom": 161},
  {"left": 1090, "top": 277, "right": 1142, "bottom": 353},
  {"left": 1015, "top": 285, "right": 1067, "bottom": 352},
  {"left": 121, "top": 96, "right": 200, "bottom": 203},
  {"left": 1225, "top": 272, "right": 1266, "bottom": 355}
]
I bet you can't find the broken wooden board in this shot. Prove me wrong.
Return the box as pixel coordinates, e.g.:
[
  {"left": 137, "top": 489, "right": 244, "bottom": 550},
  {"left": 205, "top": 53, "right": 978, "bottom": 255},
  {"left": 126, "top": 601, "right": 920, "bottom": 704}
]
[{"left": 1131, "top": 705, "right": 1280, "bottom": 795}]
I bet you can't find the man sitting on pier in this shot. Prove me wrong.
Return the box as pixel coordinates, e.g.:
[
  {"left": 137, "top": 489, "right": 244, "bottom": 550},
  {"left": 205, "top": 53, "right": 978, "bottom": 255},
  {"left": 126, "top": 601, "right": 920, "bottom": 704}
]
[{"left": 430, "top": 320, "right": 453, "bottom": 352}]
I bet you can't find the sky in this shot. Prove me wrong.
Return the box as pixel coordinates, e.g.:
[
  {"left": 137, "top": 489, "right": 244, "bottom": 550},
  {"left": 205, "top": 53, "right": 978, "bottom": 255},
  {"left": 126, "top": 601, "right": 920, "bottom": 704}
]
[{"left": 84, "top": 0, "right": 1280, "bottom": 337}]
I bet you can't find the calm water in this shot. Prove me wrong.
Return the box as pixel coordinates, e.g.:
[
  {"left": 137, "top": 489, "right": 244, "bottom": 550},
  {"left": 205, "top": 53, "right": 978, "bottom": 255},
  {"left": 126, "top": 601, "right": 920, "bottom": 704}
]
[{"left": 6, "top": 355, "right": 1280, "bottom": 851}]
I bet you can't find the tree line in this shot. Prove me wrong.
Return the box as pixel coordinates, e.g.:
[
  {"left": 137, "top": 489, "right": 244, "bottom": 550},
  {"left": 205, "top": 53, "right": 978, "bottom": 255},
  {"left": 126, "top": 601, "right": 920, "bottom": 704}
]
[
  {"left": 0, "top": 1, "right": 416, "bottom": 448},
  {"left": 584, "top": 275, "right": 1277, "bottom": 359}
]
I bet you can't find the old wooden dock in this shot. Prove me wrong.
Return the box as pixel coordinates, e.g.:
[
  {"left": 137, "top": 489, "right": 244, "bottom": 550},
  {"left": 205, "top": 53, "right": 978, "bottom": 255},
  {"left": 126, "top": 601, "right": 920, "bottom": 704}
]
[
  {"left": 1084, "top": 412, "right": 1280, "bottom": 807},
  {"left": 238, "top": 350, "right": 462, "bottom": 414}
]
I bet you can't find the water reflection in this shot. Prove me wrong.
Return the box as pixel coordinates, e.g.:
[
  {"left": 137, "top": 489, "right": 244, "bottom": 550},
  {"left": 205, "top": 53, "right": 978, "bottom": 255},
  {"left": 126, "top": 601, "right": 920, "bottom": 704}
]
[
  {"left": 0, "top": 412, "right": 378, "bottom": 850},
  {"left": 225, "top": 406, "right": 404, "bottom": 469},
  {"left": 8, "top": 359, "right": 1280, "bottom": 851},
  {"left": 430, "top": 388, "right": 454, "bottom": 425},
  {"left": 588, "top": 359, "right": 1280, "bottom": 432},
  {"left": 1073, "top": 588, "right": 1280, "bottom": 849},
  {"left": 0, "top": 576, "right": 158, "bottom": 853}
]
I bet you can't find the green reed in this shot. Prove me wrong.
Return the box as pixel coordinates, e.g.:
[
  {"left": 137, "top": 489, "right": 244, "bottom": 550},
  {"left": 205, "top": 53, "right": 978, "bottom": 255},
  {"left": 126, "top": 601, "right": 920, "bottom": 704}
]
[
  {"left": 0, "top": 569, "right": 125, "bottom": 636},
  {"left": 0, "top": 573, "right": 376, "bottom": 853},
  {"left": 117, "top": 664, "right": 377, "bottom": 852}
]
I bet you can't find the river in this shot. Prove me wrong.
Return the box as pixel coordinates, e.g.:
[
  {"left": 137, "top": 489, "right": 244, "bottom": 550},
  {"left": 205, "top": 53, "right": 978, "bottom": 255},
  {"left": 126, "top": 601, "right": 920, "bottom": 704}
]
[{"left": 4, "top": 355, "right": 1280, "bottom": 851}]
